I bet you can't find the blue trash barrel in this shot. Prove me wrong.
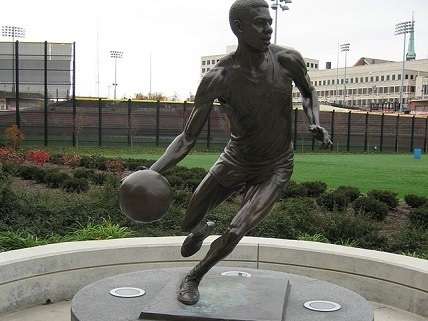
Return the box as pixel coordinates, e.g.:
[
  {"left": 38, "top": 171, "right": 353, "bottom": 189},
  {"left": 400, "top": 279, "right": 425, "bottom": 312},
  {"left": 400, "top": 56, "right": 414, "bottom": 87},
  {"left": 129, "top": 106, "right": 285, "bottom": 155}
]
[{"left": 414, "top": 148, "right": 422, "bottom": 160}]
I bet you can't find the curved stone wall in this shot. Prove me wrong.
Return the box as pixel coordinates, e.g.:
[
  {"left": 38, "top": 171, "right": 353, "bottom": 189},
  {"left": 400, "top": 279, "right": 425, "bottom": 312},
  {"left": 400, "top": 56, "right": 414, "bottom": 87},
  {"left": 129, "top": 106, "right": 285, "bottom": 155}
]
[{"left": 0, "top": 236, "right": 426, "bottom": 317}]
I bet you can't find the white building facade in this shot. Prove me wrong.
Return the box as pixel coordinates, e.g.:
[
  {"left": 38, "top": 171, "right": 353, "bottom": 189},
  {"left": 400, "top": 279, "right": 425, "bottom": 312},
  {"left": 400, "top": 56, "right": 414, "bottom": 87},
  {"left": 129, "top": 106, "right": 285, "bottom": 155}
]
[{"left": 292, "top": 57, "right": 428, "bottom": 111}]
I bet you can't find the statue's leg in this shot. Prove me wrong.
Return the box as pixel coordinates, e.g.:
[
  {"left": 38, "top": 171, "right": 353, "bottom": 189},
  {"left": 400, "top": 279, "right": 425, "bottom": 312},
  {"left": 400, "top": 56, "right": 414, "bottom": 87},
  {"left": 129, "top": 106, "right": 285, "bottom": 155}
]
[
  {"left": 180, "top": 172, "right": 237, "bottom": 258},
  {"left": 177, "top": 175, "right": 284, "bottom": 305}
]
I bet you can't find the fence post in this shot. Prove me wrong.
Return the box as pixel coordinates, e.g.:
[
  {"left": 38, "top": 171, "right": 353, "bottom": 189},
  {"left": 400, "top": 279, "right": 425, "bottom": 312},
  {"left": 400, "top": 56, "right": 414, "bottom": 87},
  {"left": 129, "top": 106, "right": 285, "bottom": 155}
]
[
  {"left": 395, "top": 114, "right": 400, "bottom": 153},
  {"left": 72, "top": 42, "right": 76, "bottom": 147},
  {"left": 364, "top": 112, "right": 369, "bottom": 152},
  {"left": 207, "top": 108, "right": 212, "bottom": 150},
  {"left": 330, "top": 110, "right": 335, "bottom": 152},
  {"left": 410, "top": 115, "right": 415, "bottom": 153},
  {"left": 346, "top": 111, "right": 352, "bottom": 152},
  {"left": 98, "top": 98, "right": 102, "bottom": 147},
  {"left": 293, "top": 108, "right": 298, "bottom": 150},
  {"left": 156, "top": 100, "right": 160, "bottom": 146},
  {"left": 15, "top": 41, "right": 20, "bottom": 128},
  {"left": 183, "top": 101, "right": 187, "bottom": 130},
  {"left": 127, "top": 99, "right": 132, "bottom": 147},
  {"left": 424, "top": 117, "right": 428, "bottom": 154},
  {"left": 44, "top": 41, "right": 48, "bottom": 146},
  {"left": 380, "top": 113, "right": 385, "bottom": 152}
]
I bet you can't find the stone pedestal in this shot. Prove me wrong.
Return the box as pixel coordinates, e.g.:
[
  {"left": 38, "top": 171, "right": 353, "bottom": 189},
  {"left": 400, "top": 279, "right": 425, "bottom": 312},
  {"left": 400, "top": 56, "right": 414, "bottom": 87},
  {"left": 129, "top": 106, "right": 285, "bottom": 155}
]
[{"left": 71, "top": 267, "right": 374, "bottom": 321}]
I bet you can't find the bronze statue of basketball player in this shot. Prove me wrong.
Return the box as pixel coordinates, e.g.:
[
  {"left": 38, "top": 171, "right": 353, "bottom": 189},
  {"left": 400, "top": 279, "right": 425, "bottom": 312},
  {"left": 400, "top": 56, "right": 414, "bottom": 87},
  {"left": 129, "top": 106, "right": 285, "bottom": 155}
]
[{"left": 150, "top": 0, "right": 332, "bottom": 305}]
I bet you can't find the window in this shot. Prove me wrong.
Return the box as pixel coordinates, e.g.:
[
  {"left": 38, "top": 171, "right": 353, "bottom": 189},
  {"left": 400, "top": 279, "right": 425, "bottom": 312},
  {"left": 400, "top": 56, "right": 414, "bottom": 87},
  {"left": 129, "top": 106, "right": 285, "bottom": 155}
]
[
  {"left": 217, "top": 59, "right": 220, "bottom": 62},
  {"left": 405, "top": 74, "right": 409, "bottom": 80},
  {"left": 410, "top": 86, "right": 416, "bottom": 93},
  {"left": 395, "top": 86, "right": 400, "bottom": 93},
  {"left": 390, "top": 86, "right": 394, "bottom": 93},
  {"left": 348, "top": 89, "right": 352, "bottom": 95},
  {"left": 356, "top": 78, "right": 359, "bottom": 83},
  {"left": 386, "top": 75, "right": 390, "bottom": 81},
  {"left": 384, "top": 87, "right": 388, "bottom": 94},
  {"left": 311, "top": 63, "right": 314, "bottom": 68},
  {"left": 307, "top": 63, "right": 310, "bottom": 67},
  {"left": 353, "top": 89, "right": 357, "bottom": 95},
  {"left": 365, "top": 77, "right": 369, "bottom": 82},
  {"left": 341, "top": 79, "right": 344, "bottom": 84},
  {"left": 323, "top": 80, "right": 326, "bottom": 86},
  {"left": 379, "top": 87, "right": 384, "bottom": 94},
  {"left": 351, "top": 78, "right": 354, "bottom": 83},
  {"left": 398, "top": 74, "right": 401, "bottom": 80},
  {"left": 363, "top": 88, "right": 367, "bottom": 94},
  {"left": 371, "top": 76, "right": 374, "bottom": 82},
  {"left": 376, "top": 76, "right": 379, "bottom": 82},
  {"left": 368, "top": 88, "right": 372, "bottom": 94},
  {"left": 327, "top": 80, "right": 330, "bottom": 85},
  {"left": 358, "top": 88, "right": 362, "bottom": 94},
  {"left": 202, "top": 61, "right": 206, "bottom": 65},
  {"left": 315, "top": 64, "right": 318, "bottom": 68},
  {"left": 392, "top": 75, "right": 396, "bottom": 81},
  {"left": 202, "top": 68, "right": 205, "bottom": 72},
  {"left": 330, "top": 90, "right": 334, "bottom": 95},
  {"left": 360, "top": 77, "right": 364, "bottom": 83},
  {"left": 410, "top": 75, "right": 414, "bottom": 80},
  {"left": 212, "top": 60, "right": 215, "bottom": 64},
  {"left": 207, "top": 68, "right": 210, "bottom": 71},
  {"left": 332, "top": 79, "right": 335, "bottom": 85},
  {"left": 381, "top": 76, "right": 385, "bottom": 81}
]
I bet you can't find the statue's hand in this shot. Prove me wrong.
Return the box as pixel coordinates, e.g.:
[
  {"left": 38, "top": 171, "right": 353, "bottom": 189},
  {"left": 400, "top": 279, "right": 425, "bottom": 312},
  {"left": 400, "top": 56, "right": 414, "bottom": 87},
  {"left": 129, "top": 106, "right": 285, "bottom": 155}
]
[{"left": 309, "top": 125, "right": 333, "bottom": 149}]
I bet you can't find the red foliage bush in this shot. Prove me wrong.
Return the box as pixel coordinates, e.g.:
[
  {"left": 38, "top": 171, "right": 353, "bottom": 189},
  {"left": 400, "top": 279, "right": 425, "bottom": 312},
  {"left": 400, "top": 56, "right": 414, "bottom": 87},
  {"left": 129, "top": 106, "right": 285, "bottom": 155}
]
[
  {"left": 62, "top": 154, "right": 82, "bottom": 168},
  {"left": 105, "top": 159, "right": 125, "bottom": 174},
  {"left": 25, "top": 150, "right": 50, "bottom": 166},
  {"left": 0, "top": 147, "right": 24, "bottom": 164}
]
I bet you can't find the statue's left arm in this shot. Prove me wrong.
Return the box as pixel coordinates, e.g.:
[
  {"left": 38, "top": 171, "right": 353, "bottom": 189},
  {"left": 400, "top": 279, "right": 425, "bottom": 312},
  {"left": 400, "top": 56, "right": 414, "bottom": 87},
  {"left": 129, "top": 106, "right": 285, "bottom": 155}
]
[{"left": 279, "top": 50, "right": 332, "bottom": 146}]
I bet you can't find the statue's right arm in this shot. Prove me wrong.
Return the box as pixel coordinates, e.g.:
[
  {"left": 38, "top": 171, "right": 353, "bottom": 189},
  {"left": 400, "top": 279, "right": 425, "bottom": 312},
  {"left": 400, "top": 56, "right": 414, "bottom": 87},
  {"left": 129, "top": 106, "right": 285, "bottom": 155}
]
[{"left": 150, "top": 69, "right": 222, "bottom": 173}]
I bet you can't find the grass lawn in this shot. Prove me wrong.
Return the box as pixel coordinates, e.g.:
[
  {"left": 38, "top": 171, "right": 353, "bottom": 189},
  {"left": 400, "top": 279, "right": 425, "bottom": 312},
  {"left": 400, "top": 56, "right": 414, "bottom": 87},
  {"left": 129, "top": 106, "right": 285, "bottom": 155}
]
[{"left": 43, "top": 146, "right": 428, "bottom": 198}]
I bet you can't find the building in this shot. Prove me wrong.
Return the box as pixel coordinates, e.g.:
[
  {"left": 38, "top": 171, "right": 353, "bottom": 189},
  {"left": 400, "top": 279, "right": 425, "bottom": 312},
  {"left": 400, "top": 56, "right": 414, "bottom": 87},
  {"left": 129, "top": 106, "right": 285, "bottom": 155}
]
[
  {"left": 0, "top": 41, "right": 73, "bottom": 110},
  {"left": 201, "top": 45, "right": 319, "bottom": 78},
  {"left": 292, "top": 57, "right": 428, "bottom": 112}
]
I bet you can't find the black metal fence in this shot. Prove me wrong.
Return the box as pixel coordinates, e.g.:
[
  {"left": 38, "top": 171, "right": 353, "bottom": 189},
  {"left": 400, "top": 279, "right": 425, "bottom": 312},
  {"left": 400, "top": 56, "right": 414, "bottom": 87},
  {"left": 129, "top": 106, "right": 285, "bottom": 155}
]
[{"left": 0, "top": 98, "right": 427, "bottom": 153}]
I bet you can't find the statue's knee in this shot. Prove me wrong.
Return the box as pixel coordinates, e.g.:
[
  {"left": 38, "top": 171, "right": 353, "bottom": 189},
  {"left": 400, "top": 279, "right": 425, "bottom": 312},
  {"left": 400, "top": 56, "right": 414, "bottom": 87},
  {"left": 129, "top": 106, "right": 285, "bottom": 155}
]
[{"left": 224, "top": 228, "right": 243, "bottom": 247}]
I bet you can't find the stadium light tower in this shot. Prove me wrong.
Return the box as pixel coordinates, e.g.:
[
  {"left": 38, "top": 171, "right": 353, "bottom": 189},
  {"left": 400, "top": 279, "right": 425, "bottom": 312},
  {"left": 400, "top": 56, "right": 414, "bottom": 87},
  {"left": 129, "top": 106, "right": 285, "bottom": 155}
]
[
  {"left": 340, "top": 42, "right": 350, "bottom": 106},
  {"left": 110, "top": 50, "right": 123, "bottom": 100},
  {"left": 395, "top": 20, "right": 415, "bottom": 112},
  {"left": 270, "top": 0, "right": 292, "bottom": 45},
  {"left": 1, "top": 25, "right": 25, "bottom": 94}
]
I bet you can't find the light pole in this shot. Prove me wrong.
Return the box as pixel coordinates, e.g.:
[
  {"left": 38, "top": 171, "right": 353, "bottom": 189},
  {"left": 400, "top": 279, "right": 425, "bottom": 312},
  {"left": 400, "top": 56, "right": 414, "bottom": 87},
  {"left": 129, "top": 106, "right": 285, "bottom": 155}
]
[
  {"left": 340, "top": 42, "right": 350, "bottom": 106},
  {"left": 1, "top": 25, "right": 25, "bottom": 94},
  {"left": 270, "top": 0, "right": 292, "bottom": 45},
  {"left": 395, "top": 20, "right": 414, "bottom": 112},
  {"left": 110, "top": 50, "right": 123, "bottom": 100}
]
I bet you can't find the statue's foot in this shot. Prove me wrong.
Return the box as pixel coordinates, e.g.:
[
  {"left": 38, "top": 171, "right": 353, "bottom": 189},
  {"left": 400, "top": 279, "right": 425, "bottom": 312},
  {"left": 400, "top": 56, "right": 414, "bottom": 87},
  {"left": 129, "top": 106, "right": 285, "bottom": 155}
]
[
  {"left": 177, "top": 275, "right": 200, "bottom": 305},
  {"left": 181, "top": 221, "right": 215, "bottom": 257}
]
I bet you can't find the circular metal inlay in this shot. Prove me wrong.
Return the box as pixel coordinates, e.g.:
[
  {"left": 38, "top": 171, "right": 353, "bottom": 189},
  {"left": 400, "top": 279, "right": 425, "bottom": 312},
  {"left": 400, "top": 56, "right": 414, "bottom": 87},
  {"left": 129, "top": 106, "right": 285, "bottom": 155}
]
[
  {"left": 109, "top": 287, "right": 146, "bottom": 298},
  {"left": 304, "top": 300, "right": 342, "bottom": 312},
  {"left": 221, "top": 271, "right": 252, "bottom": 278}
]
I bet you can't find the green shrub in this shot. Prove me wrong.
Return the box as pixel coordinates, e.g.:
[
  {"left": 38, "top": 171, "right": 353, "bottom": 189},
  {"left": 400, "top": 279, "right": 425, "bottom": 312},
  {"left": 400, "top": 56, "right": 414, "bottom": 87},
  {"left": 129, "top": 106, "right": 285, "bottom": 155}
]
[
  {"left": 282, "top": 181, "right": 308, "bottom": 198},
  {"left": 367, "top": 190, "right": 399, "bottom": 209},
  {"left": 64, "top": 221, "right": 134, "bottom": 241},
  {"left": 317, "top": 191, "right": 349, "bottom": 211},
  {"left": 0, "top": 231, "right": 48, "bottom": 252},
  {"left": 166, "top": 175, "right": 185, "bottom": 188},
  {"left": 405, "top": 194, "right": 428, "bottom": 208},
  {"left": 301, "top": 181, "right": 327, "bottom": 197},
  {"left": 2, "top": 161, "right": 20, "bottom": 176},
  {"left": 18, "top": 166, "right": 40, "bottom": 180},
  {"left": 80, "top": 155, "right": 107, "bottom": 170},
  {"left": 174, "top": 190, "right": 192, "bottom": 208},
  {"left": 321, "top": 212, "right": 387, "bottom": 250},
  {"left": 62, "top": 178, "right": 90, "bottom": 193},
  {"left": 184, "top": 178, "right": 201, "bottom": 192},
  {"left": 45, "top": 171, "right": 71, "bottom": 188},
  {"left": 90, "top": 172, "right": 108, "bottom": 185},
  {"left": 388, "top": 227, "right": 428, "bottom": 254},
  {"left": 49, "top": 153, "right": 63, "bottom": 164},
  {"left": 297, "top": 233, "right": 329, "bottom": 243},
  {"left": 408, "top": 206, "right": 428, "bottom": 229},
  {"left": 73, "top": 168, "right": 95, "bottom": 180},
  {"left": 335, "top": 186, "right": 361, "bottom": 202},
  {"left": 353, "top": 196, "right": 389, "bottom": 221}
]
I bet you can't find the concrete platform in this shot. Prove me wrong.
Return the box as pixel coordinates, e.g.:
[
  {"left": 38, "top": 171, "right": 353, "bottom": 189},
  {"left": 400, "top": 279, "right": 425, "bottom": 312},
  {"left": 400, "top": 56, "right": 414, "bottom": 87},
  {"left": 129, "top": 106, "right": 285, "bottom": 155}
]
[{"left": 1, "top": 300, "right": 427, "bottom": 321}]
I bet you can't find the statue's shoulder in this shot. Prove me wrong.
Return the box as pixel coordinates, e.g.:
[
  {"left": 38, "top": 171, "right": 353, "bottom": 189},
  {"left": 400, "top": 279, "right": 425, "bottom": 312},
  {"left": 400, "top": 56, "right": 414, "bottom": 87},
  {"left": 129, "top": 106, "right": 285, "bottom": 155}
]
[
  {"left": 199, "top": 54, "right": 233, "bottom": 87},
  {"left": 271, "top": 45, "right": 306, "bottom": 70}
]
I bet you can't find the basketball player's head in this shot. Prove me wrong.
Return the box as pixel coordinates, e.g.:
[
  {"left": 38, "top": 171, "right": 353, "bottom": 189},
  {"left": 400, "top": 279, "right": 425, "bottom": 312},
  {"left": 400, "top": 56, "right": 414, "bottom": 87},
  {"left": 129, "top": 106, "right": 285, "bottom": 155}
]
[{"left": 229, "top": 0, "right": 273, "bottom": 52}]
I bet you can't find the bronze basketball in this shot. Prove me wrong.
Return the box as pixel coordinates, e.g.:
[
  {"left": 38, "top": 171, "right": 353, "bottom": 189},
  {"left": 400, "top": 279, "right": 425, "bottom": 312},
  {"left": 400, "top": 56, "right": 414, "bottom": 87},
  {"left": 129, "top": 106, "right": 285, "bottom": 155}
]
[{"left": 119, "top": 170, "right": 172, "bottom": 223}]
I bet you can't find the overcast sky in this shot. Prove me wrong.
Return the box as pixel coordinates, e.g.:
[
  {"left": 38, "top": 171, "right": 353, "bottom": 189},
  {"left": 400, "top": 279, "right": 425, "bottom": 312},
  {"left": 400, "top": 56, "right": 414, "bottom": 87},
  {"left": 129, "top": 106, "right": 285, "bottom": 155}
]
[{"left": 2, "top": 0, "right": 428, "bottom": 99}]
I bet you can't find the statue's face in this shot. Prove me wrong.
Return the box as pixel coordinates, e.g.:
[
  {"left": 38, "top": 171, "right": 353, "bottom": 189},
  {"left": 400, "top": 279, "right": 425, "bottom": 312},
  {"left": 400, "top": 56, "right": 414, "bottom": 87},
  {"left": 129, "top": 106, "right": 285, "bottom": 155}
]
[{"left": 238, "top": 6, "right": 273, "bottom": 52}]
